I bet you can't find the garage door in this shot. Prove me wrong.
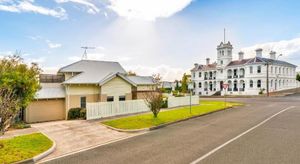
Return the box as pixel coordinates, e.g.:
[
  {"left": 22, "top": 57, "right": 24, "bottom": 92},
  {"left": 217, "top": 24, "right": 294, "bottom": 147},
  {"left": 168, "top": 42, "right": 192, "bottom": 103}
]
[{"left": 26, "top": 99, "right": 65, "bottom": 123}]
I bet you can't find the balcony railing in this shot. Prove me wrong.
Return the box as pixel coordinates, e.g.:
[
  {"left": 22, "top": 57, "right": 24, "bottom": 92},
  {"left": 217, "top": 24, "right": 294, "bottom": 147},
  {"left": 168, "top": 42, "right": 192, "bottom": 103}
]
[
  {"left": 227, "top": 76, "right": 232, "bottom": 79},
  {"left": 239, "top": 88, "right": 245, "bottom": 91},
  {"left": 239, "top": 75, "right": 245, "bottom": 78},
  {"left": 228, "top": 88, "right": 232, "bottom": 91},
  {"left": 233, "top": 88, "right": 238, "bottom": 92},
  {"left": 233, "top": 75, "right": 239, "bottom": 78}
]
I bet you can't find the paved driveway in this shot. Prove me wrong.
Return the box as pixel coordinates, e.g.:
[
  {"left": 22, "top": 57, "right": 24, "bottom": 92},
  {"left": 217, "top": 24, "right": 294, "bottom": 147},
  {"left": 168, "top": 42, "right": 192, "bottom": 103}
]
[{"left": 31, "top": 120, "right": 135, "bottom": 161}]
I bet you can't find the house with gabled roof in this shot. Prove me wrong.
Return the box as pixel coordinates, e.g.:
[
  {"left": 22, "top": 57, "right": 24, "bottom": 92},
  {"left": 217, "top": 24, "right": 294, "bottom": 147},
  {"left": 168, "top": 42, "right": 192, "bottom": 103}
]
[
  {"left": 25, "top": 60, "right": 157, "bottom": 123},
  {"left": 191, "top": 41, "right": 299, "bottom": 96}
]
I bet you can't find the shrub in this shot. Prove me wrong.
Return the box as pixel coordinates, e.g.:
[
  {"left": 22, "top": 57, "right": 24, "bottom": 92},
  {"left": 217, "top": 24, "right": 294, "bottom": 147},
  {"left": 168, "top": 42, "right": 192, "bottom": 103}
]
[
  {"left": 80, "top": 108, "right": 86, "bottom": 119},
  {"left": 259, "top": 88, "right": 265, "bottom": 95},
  {"left": 68, "top": 108, "right": 81, "bottom": 120},
  {"left": 161, "top": 99, "right": 168, "bottom": 108},
  {"left": 11, "top": 121, "right": 31, "bottom": 129},
  {"left": 68, "top": 108, "right": 87, "bottom": 120}
]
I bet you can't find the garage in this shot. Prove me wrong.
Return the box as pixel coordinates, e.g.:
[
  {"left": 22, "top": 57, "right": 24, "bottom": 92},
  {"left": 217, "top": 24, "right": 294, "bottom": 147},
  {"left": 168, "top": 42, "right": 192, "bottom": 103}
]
[
  {"left": 26, "top": 99, "right": 65, "bottom": 123},
  {"left": 25, "top": 83, "right": 66, "bottom": 123}
]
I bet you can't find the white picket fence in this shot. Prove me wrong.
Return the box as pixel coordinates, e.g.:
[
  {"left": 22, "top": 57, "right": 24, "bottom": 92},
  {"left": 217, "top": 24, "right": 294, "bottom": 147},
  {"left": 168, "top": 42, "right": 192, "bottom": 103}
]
[
  {"left": 168, "top": 96, "right": 199, "bottom": 108},
  {"left": 86, "top": 99, "right": 150, "bottom": 120}
]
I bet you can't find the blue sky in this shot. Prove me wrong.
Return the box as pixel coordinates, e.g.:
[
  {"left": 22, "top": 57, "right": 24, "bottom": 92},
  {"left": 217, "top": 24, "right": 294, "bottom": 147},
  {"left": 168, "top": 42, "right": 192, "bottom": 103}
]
[{"left": 1, "top": 0, "right": 300, "bottom": 80}]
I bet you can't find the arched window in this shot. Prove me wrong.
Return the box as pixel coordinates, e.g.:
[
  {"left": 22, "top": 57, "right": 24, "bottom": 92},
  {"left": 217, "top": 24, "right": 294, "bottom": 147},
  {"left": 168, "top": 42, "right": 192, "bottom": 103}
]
[
  {"left": 257, "top": 66, "right": 261, "bottom": 73},
  {"left": 250, "top": 80, "right": 254, "bottom": 88},
  {"left": 257, "top": 80, "right": 261, "bottom": 88}
]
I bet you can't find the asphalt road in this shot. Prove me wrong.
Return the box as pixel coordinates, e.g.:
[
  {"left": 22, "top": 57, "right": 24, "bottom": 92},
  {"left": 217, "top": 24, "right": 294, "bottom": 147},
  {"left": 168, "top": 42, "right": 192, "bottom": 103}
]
[{"left": 43, "top": 94, "right": 300, "bottom": 164}]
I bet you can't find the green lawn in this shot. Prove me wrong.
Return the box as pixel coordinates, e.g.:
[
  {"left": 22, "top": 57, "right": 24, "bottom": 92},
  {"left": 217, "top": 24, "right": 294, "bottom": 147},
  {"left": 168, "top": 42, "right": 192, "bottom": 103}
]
[
  {"left": 102, "top": 100, "right": 242, "bottom": 130},
  {"left": 0, "top": 133, "right": 53, "bottom": 164}
]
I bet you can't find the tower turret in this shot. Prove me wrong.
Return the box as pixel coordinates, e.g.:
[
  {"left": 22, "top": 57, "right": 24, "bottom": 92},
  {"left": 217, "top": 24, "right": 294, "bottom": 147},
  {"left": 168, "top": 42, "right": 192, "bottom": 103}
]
[{"left": 217, "top": 41, "right": 233, "bottom": 67}]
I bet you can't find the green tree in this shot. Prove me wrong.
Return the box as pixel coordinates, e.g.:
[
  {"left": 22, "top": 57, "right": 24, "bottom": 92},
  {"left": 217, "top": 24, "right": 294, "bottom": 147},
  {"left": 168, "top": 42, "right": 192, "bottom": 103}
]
[
  {"left": 0, "top": 55, "right": 41, "bottom": 133},
  {"left": 0, "top": 55, "right": 41, "bottom": 108},
  {"left": 181, "top": 73, "right": 188, "bottom": 93},
  {"left": 297, "top": 73, "right": 300, "bottom": 82}
]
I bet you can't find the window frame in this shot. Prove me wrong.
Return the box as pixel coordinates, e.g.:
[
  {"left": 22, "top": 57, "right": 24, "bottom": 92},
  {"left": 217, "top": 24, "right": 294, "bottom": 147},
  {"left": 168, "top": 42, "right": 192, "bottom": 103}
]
[
  {"left": 119, "top": 95, "right": 126, "bottom": 101},
  {"left": 80, "top": 96, "right": 86, "bottom": 108},
  {"left": 107, "top": 96, "right": 114, "bottom": 102}
]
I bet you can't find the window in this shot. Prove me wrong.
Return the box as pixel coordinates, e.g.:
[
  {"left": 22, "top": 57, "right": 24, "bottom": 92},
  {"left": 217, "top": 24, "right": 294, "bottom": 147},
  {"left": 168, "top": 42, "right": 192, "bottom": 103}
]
[
  {"left": 250, "top": 66, "right": 253, "bottom": 74},
  {"left": 199, "top": 82, "right": 202, "bottom": 88},
  {"left": 220, "top": 60, "right": 223, "bottom": 65},
  {"left": 257, "top": 80, "right": 261, "bottom": 88},
  {"left": 80, "top": 97, "right": 86, "bottom": 108},
  {"left": 119, "top": 96, "right": 126, "bottom": 101},
  {"left": 193, "top": 72, "right": 195, "bottom": 78},
  {"left": 221, "top": 70, "right": 223, "bottom": 74},
  {"left": 279, "top": 67, "right": 281, "bottom": 74},
  {"left": 198, "top": 92, "right": 202, "bottom": 95},
  {"left": 199, "top": 72, "right": 202, "bottom": 78},
  {"left": 271, "top": 66, "right": 273, "bottom": 74},
  {"left": 257, "top": 66, "right": 261, "bottom": 73},
  {"left": 107, "top": 96, "right": 114, "bottom": 102},
  {"left": 250, "top": 80, "right": 253, "bottom": 88}
]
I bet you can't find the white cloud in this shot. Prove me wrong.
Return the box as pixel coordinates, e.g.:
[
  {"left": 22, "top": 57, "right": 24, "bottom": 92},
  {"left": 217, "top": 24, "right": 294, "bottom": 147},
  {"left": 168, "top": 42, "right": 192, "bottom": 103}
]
[
  {"left": 46, "top": 40, "right": 62, "bottom": 48},
  {"left": 107, "top": 0, "right": 193, "bottom": 21},
  {"left": 55, "top": 0, "right": 99, "bottom": 14},
  {"left": 0, "top": 0, "right": 67, "bottom": 19},
  {"left": 125, "top": 64, "right": 187, "bottom": 81},
  {"left": 241, "top": 37, "right": 300, "bottom": 59}
]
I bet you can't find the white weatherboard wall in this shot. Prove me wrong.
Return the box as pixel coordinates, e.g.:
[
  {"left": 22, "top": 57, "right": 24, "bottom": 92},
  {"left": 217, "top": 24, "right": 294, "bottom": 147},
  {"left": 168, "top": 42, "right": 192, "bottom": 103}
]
[
  {"left": 86, "top": 100, "right": 149, "bottom": 120},
  {"left": 168, "top": 96, "right": 199, "bottom": 108}
]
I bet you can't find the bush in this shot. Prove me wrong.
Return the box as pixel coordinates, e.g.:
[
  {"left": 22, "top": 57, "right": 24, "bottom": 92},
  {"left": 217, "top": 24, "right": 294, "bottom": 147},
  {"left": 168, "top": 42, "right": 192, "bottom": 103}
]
[
  {"left": 11, "top": 121, "right": 31, "bottom": 129},
  {"left": 259, "top": 88, "right": 265, "bottom": 95},
  {"left": 68, "top": 108, "right": 81, "bottom": 120},
  {"left": 68, "top": 108, "right": 86, "bottom": 120},
  {"left": 80, "top": 108, "right": 86, "bottom": 119},
  {"left": 161, "top": 99, "right": 168, "bottom": 108}
]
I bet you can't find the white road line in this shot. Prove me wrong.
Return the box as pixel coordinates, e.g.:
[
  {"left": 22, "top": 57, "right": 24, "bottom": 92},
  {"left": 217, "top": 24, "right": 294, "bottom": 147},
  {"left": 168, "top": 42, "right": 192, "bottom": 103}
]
[{"left": 190, "top": 106, "right": 295, "bottom": 164}]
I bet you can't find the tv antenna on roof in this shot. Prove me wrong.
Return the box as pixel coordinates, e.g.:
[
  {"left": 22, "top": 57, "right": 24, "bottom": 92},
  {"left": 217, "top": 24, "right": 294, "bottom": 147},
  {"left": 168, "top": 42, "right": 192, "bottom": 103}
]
[{"left": 81, "top": 46, "right": 95, "bottom": 60}]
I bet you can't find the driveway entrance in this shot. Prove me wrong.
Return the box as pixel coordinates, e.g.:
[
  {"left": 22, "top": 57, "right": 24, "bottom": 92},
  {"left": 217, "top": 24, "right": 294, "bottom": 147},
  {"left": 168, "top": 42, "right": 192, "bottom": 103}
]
[{"left": 31, "top": 120, "right": 135, "bottom": 161}]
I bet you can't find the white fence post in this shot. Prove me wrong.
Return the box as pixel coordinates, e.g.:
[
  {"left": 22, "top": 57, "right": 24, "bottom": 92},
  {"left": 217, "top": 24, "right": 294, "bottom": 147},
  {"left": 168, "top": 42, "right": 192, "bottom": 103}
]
[{"left": 86, "top": 100, "right": 150, "bottom": 120}]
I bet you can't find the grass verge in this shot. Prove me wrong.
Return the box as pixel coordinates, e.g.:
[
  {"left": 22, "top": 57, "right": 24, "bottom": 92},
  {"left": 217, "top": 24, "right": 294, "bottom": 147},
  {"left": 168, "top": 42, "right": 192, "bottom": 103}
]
[
  {"left": 0, "top": 133, "right": 53, "bottom": 163},
  {"left": 102, "top": 100, "right": 242, "bottom": 130}
]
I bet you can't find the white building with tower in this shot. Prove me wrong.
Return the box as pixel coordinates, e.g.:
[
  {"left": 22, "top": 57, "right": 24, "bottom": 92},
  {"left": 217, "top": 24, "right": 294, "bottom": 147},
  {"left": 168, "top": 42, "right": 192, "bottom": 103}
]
[{"left": 191, "top": 41, "right": 299, "bottom": 96}]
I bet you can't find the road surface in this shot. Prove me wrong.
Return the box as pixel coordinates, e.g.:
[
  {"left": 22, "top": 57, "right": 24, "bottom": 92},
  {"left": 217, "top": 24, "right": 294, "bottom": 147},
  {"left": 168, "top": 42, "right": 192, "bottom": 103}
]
[{"left": 43, "top": 94, "right": 300, "bottom": 164}]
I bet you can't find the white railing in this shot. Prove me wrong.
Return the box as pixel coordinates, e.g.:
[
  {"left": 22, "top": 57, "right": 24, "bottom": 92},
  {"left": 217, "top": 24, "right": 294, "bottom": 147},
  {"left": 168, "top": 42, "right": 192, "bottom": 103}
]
[
  {"left": 86, "top": 100, "right": 150, "bottom": 120},
  {"left": 168, "top": 96, "right": 199, "bottom": 108}
]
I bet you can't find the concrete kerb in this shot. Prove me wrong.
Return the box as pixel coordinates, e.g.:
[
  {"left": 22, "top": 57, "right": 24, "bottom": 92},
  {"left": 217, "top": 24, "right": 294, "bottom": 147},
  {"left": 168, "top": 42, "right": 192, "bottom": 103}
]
[
  {"left": 13, "top": 132, "right": 56, "bottom": 164},
  {"left": 102, "top": 106, "right": 234, "bottom": 133}
]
